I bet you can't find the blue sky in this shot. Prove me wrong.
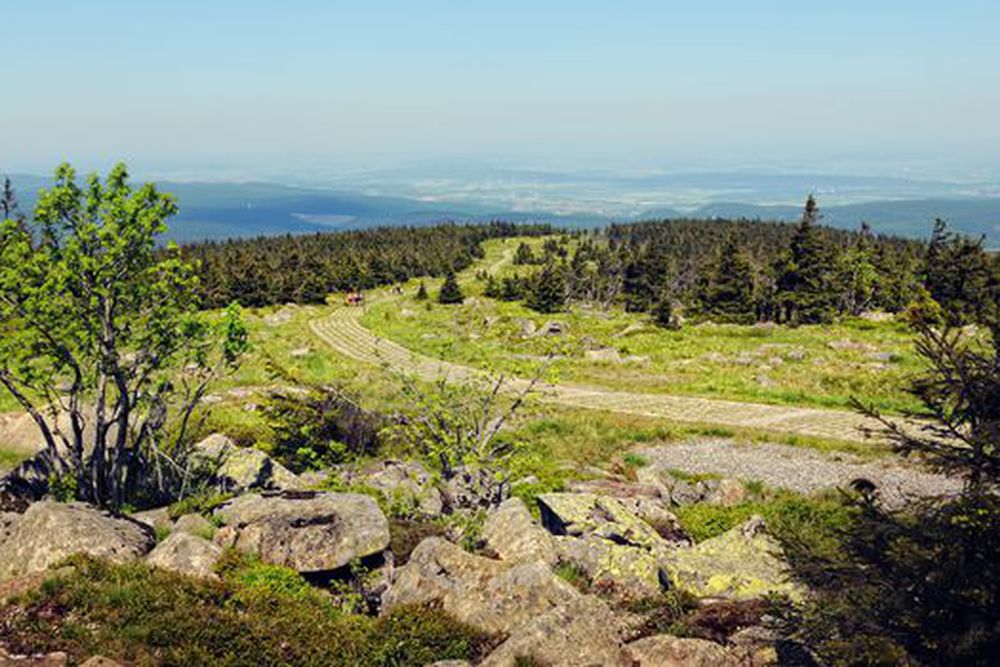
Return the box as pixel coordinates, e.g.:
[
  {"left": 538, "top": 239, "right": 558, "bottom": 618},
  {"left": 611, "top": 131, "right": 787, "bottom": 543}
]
[{"left": 4, "top": 1, "right": 1000, "bottom": 176}]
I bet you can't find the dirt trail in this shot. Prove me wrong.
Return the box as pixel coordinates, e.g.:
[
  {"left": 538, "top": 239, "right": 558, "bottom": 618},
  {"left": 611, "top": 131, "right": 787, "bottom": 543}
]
[{"left": 310, "top": 305, "right": 910, "bottom": 444}]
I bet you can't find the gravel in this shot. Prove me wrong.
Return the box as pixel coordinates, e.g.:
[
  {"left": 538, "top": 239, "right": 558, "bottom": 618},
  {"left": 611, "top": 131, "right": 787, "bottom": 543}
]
[{"left": 638, "top": 438, "right": 964, "bottom": 508}]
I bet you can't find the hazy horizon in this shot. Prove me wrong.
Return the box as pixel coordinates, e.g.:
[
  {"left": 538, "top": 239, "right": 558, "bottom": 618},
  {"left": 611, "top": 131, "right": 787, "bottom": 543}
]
[{"left": 5, "top": 1, "right": 1000, "bottom": 184}]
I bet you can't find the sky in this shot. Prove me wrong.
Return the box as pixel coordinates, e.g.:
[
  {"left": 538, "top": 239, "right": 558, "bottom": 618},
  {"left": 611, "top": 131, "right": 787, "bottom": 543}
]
[{"left": 4, "top": 1, "right": 1000, "bottom": 178}]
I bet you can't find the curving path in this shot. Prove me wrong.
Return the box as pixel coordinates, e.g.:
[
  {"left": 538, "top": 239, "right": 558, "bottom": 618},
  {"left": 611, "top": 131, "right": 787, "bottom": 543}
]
[{"left": 310, "top": 305, "right": 909, "bottom": 444}]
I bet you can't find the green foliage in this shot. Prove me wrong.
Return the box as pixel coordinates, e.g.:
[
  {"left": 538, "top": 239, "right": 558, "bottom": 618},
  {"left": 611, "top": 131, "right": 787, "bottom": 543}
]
[
  {"left": 47, "top": 473, "right": 79, "bottom": 503},
  {"left": 260, "top": 384, "right": 383, "bottom": 472},
  {"left": 167, "top": 490, "right": 235, "bottom": 520},
  {"left": 775, "top": 196, "right": 839, "bottom": 324},
  {"left": 922, "top": 219, "right": 999, "bottom": 327},
  {"left": 0, "top": 555, "right": 494, "bottom": 666},
  {"left": 0, "top": 163, "right": 248, "bottom": 509},
  {"left": 525, "top": 262, "right": 567, "bottom": 313},
  {"left": 415, "top": 281, "right": 428, "bottom": 300},
  {"left": 777, "top": 494, "right": 1000, "bottom": 666},
  {"left": 697, "top": 231, "right": 757, "bottom": 323},
  {"left": 651, "top": 291, "right": 678, "bottom": 329},
  {"left": 437, "top": 271, "right": 465, "bottom": 304}
]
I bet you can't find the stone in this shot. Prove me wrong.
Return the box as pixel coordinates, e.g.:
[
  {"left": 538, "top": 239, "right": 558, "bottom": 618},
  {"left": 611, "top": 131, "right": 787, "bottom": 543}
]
[
  {"left": 706, "top": 478, "right": 749, "bottom": 507},
  {"left": 213, "top": 491, "right": 390, "bottom": 573},
  {"left": 554, "top": 535, "right": 665, "bottom": 599},
  {"left": 146, "top": 532, "right": 222, "bottom": 580},
  {"left": 0, "top": 650, "right": 70, "bottom": 666},
  {"left": 537, "top": 320, "right": 565, "bottom": 336},
  {"left": 173, "top": 513, "right": 216, "bottom": 539},
  {"left": 661, "top": 517, "right": 803, "bottom": 600},
  {"left": 625, "top": 635, "right": 740, "bottom": 667},
  {"left": 482, "top": 498, "right": 557, "bottom": 565},
  {"left": 382, "top": 537, "right": 579, "bottom": 636},
  {"left": 79, "top": 658, "right": 124, "bottom": 667},
  {"left": 131, "top": 506, "right": 173, "bottom": 534},
  {"left": 0, "top": 502, "right": 154, "bottom": 581},
  {"left": 480, "top": 595, "right": 630, "bottom": 667},
  {"left": 585, "top": 348, "right": 623, "bottom": 363},
  {"left": 537, "top": 493, "right": 668, "bottom": 552},
  {"left": 190, "top": 434, "right": 302, "bottom": 494},
  {"left": 356, "top": 460, "right": 443, "bottom": 518}
]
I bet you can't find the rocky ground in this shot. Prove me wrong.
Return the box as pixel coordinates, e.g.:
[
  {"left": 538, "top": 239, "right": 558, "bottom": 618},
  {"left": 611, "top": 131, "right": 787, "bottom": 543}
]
[
  {"left": 0, "top": 433, "right": 826, "bottom": 666},
  {"left": 638, "top": 438, "right": 962, "bottom": 509}
]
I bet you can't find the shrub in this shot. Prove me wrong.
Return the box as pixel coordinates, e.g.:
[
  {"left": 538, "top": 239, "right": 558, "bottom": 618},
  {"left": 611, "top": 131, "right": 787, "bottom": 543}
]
[{"left": 0, "top": 555, "right": 495, "bottom": 666}]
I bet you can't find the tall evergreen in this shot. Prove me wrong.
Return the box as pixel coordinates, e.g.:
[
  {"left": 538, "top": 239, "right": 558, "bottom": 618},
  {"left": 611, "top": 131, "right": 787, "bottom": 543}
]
[
  {"left": 652, "top": 291, "right": 678, "bottom": 329},
  {"left": 922, "top": 219, "right": 997, "bottom": 325},
  {"left": 699, "top": 231, "right": 756, "bottom": 323},
  {"left": 775, "top": 196, "right": 837, "bottom": 323},
  {"left": 415, "top": 281, "right": 428, "bottom": 300},
  {"left": 437, "top": 271, "right": 464, "bottom": 304},
  {"left": 526, "top": 262, "right": 566, "bottom": 313},
  {"left": 836, "top": 222, "right": 879, "bottom": 316}
]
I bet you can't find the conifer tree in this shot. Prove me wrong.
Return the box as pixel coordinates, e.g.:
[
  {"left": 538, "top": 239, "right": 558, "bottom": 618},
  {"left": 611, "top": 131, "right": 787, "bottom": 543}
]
[
  {"left": 513, "top": 242, "right": 536, "bottom": 265},
  {"left": 437, "top": 271, "right": 464, "bottom": 304},
  {"left": 652, "top": 291, "right": 678, "bottom": 329},
  {"left": 415, "top": 281, "right": 428, "bottom": 300},
  {"left": 699, "top": 231, "right": 756, "bottom": 323},
  {"left": 776, "top": 195, "right": 837, "bottom": 323},
  {"left": 525, "top": 263, "right": 566, "bottom": 313}
]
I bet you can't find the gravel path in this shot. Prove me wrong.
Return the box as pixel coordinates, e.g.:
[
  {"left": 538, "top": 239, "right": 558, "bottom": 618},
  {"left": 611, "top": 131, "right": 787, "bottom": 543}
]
[
  {"left": 311, "top": 305, "right": 920, "bottom": 444},
  {"left": 638, "top": 439, "right": 963, "bottom": 507}
]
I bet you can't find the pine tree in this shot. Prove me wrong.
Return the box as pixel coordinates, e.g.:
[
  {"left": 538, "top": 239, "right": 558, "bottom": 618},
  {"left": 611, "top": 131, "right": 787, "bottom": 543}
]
[
  {"left": 699, "top": 231, "right": 756, "bottom": 323},
  {"left": 500, "top": 275, "right": 524, "bottom": 301},
  {"left": 437, "top": 271, "right": 464, "bottom": 304},
  {"left": 483, "top": 275, "right": 501, "bottom": 298},
  {"left": 836, "top": 222, "right": 879, "bottom": 316},
  {"left": 652, "top": 291, "right": 678, "bottom": 329},
  {"left": 922, "top": 219, "right": 996, "bottom": 326},
  {"left": 776, "top": 195, "right": 837, "bottom": 324},
  {"left": 525, "top": 263, "right": 566, "bottom": 313},
  {"left": 513, "top": 242, "right": 536, "bottom": 265},
  {"left": 415, "top": 281, "right": 428, "bottom": 300}
]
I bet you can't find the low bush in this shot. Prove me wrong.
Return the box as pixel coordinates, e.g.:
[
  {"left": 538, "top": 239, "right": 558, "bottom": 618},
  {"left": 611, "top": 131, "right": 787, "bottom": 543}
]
[{"left": 0, "top": 555, "right": 495, "bottom": 666}]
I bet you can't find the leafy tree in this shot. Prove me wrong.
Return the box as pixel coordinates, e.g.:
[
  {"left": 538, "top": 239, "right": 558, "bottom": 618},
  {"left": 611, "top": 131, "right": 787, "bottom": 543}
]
[
  {"left": 775, "top": 196, "right": 838, "bottom": 323},
  {"left": 437, "top": 271, "right": 464, "bottom": 304},
  {"left": 0, "top": 164, "right": 248, "bottom": 509},
  {"left": 698, "top": 231, "right": 756, "bottom": 323},
  {"left": 525, "top": 262, "right": 566, "bottom": 313}
]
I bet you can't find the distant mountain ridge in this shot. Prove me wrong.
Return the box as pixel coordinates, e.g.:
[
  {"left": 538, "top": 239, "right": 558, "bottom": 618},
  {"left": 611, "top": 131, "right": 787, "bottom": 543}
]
[{"left": 5, "top": 173, "right": 999, "bottom": 245}]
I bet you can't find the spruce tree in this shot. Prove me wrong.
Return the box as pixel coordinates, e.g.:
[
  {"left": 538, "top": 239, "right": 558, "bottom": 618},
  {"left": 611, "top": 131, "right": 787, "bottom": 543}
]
[
  {"left": 776, "top": 195, "right": 837, "bottom": 324},
  {"left": 415, "top": 281, "right": 428, "bottom": 300},
  {"left": 700, "top": 231, "right": 756, "bottom": 323},
  {"left": 513, "top": 242, "right": 536, "bottom": 265},
  {"left": 652, "top": 291, "right": 678, "bottom": 329},
  {"left": 525, "top": 263, "right": 566, "bottom": 313},
  {"left": 437, "top": 271, "right": 464, "bottom": 304}
]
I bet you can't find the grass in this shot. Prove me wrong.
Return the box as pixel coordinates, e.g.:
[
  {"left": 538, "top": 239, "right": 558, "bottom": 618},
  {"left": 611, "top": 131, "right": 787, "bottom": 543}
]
[
  {"left": 0, "top": 447, "right": 22, "bottom": 473},
  {"left": 0, "top": 554, "right": 496, "bottom": 666},
  {"left": 362, "top": 238, "right": 924, "bottom": 414}
]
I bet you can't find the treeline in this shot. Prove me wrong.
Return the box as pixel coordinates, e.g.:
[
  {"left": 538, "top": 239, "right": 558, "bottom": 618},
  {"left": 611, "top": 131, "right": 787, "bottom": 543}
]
[
  {"left": 181, "top": 221, "right": 551, "bottom": 308},
  {"left": 502, "top": 197, "right": 1000, "bottom": 326}
]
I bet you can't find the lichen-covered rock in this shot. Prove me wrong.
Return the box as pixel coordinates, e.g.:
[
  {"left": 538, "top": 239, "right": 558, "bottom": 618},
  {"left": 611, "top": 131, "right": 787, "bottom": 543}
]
[
  {"left": 131, "top": 506, "right": 173, "bottom": 533},
  {"left": 537, "top": 492, "right": 668, "bottom": 552},
  {"left": 382, "top": 537, "right": 579, "bottom": 635},
  {"left": 480, "top": 595, "right": 630, "bottom": 667},
  {"left": 191, "top": 434, "right": 301, "bottom": 493},
  {"left": 554, "top": 535, "right": 665, "bottom": 599},
  {"left": 0, "top": 502, "right": 154, "bottom": 581},
  {"left": 213, "top": 491, "right": 389, "bottom": 573},
  {"left": 483, "top": 498, "right": 557, "bottom": 565},
  {"left": 625, "top": 635, "right": 741, "bottom": 666},
  {"left": 661, "top": 516, "right": 803, "bottom": 600},
  {"left": 146, "top": 532, "right": 222, "bottom": 580},
  {"left": 173, "top": 513, "right": 215, "bottom": 539},
  {"left": 347, "top": 460, "right": 443, "bottom": 518}
]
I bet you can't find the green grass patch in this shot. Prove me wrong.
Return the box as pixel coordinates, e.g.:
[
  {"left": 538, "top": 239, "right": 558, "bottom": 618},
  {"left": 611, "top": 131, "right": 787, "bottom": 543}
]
[{"left": 0, "top": 555, "right": 496, "bottom": 666}]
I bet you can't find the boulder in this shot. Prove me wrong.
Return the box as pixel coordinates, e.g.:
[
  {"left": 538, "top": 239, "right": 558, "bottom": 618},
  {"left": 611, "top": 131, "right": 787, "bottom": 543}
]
[
  {"left": 537, "top": 493, "right": 668, "bottom": 552},
  {"left": 585, "top": 348, "right": 623, "bottom": 363},
  {"left": 480, "top": 595, "right": 630, "bottom": 667},
  {"left": 131, "top": 506, "right": 173, "bottom": 534},
  {"left": 213, "top": 491, "right": 389, "bottom": 573},
  {"left": 625, "top": 635, "right": 741, "bottom": 667},
  {"left": 191, "top": 434, "right": 301, "bottom": 493},
  {"left": 706, "top": 478, "right": 749, "bottom": 507},
  {"left": 482, "top": 498, "right": 557, "bottom": 565},
  {"left": 0, "top": 649, "right": 69, "bottom": 666},
  {"left": 554, "top": 535, "right": 665, "bottom": 599},
  {"left": 146, "top": 532, "right": 222, "bottom": 580},
  {"left": 661, "top": 517, "right": 803, "bottom": 600},
  {"left": 0, "top": 502, "right": 154, "bottom": 581},
  {"left": 352, "top": 460, "right": 443, "bottom": 518},
  {"left": 382, "top": 537, "right": 579, "bottom": 636},
  {"left": 173, "top": 513, "right": 215, "bottom": 538}
]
